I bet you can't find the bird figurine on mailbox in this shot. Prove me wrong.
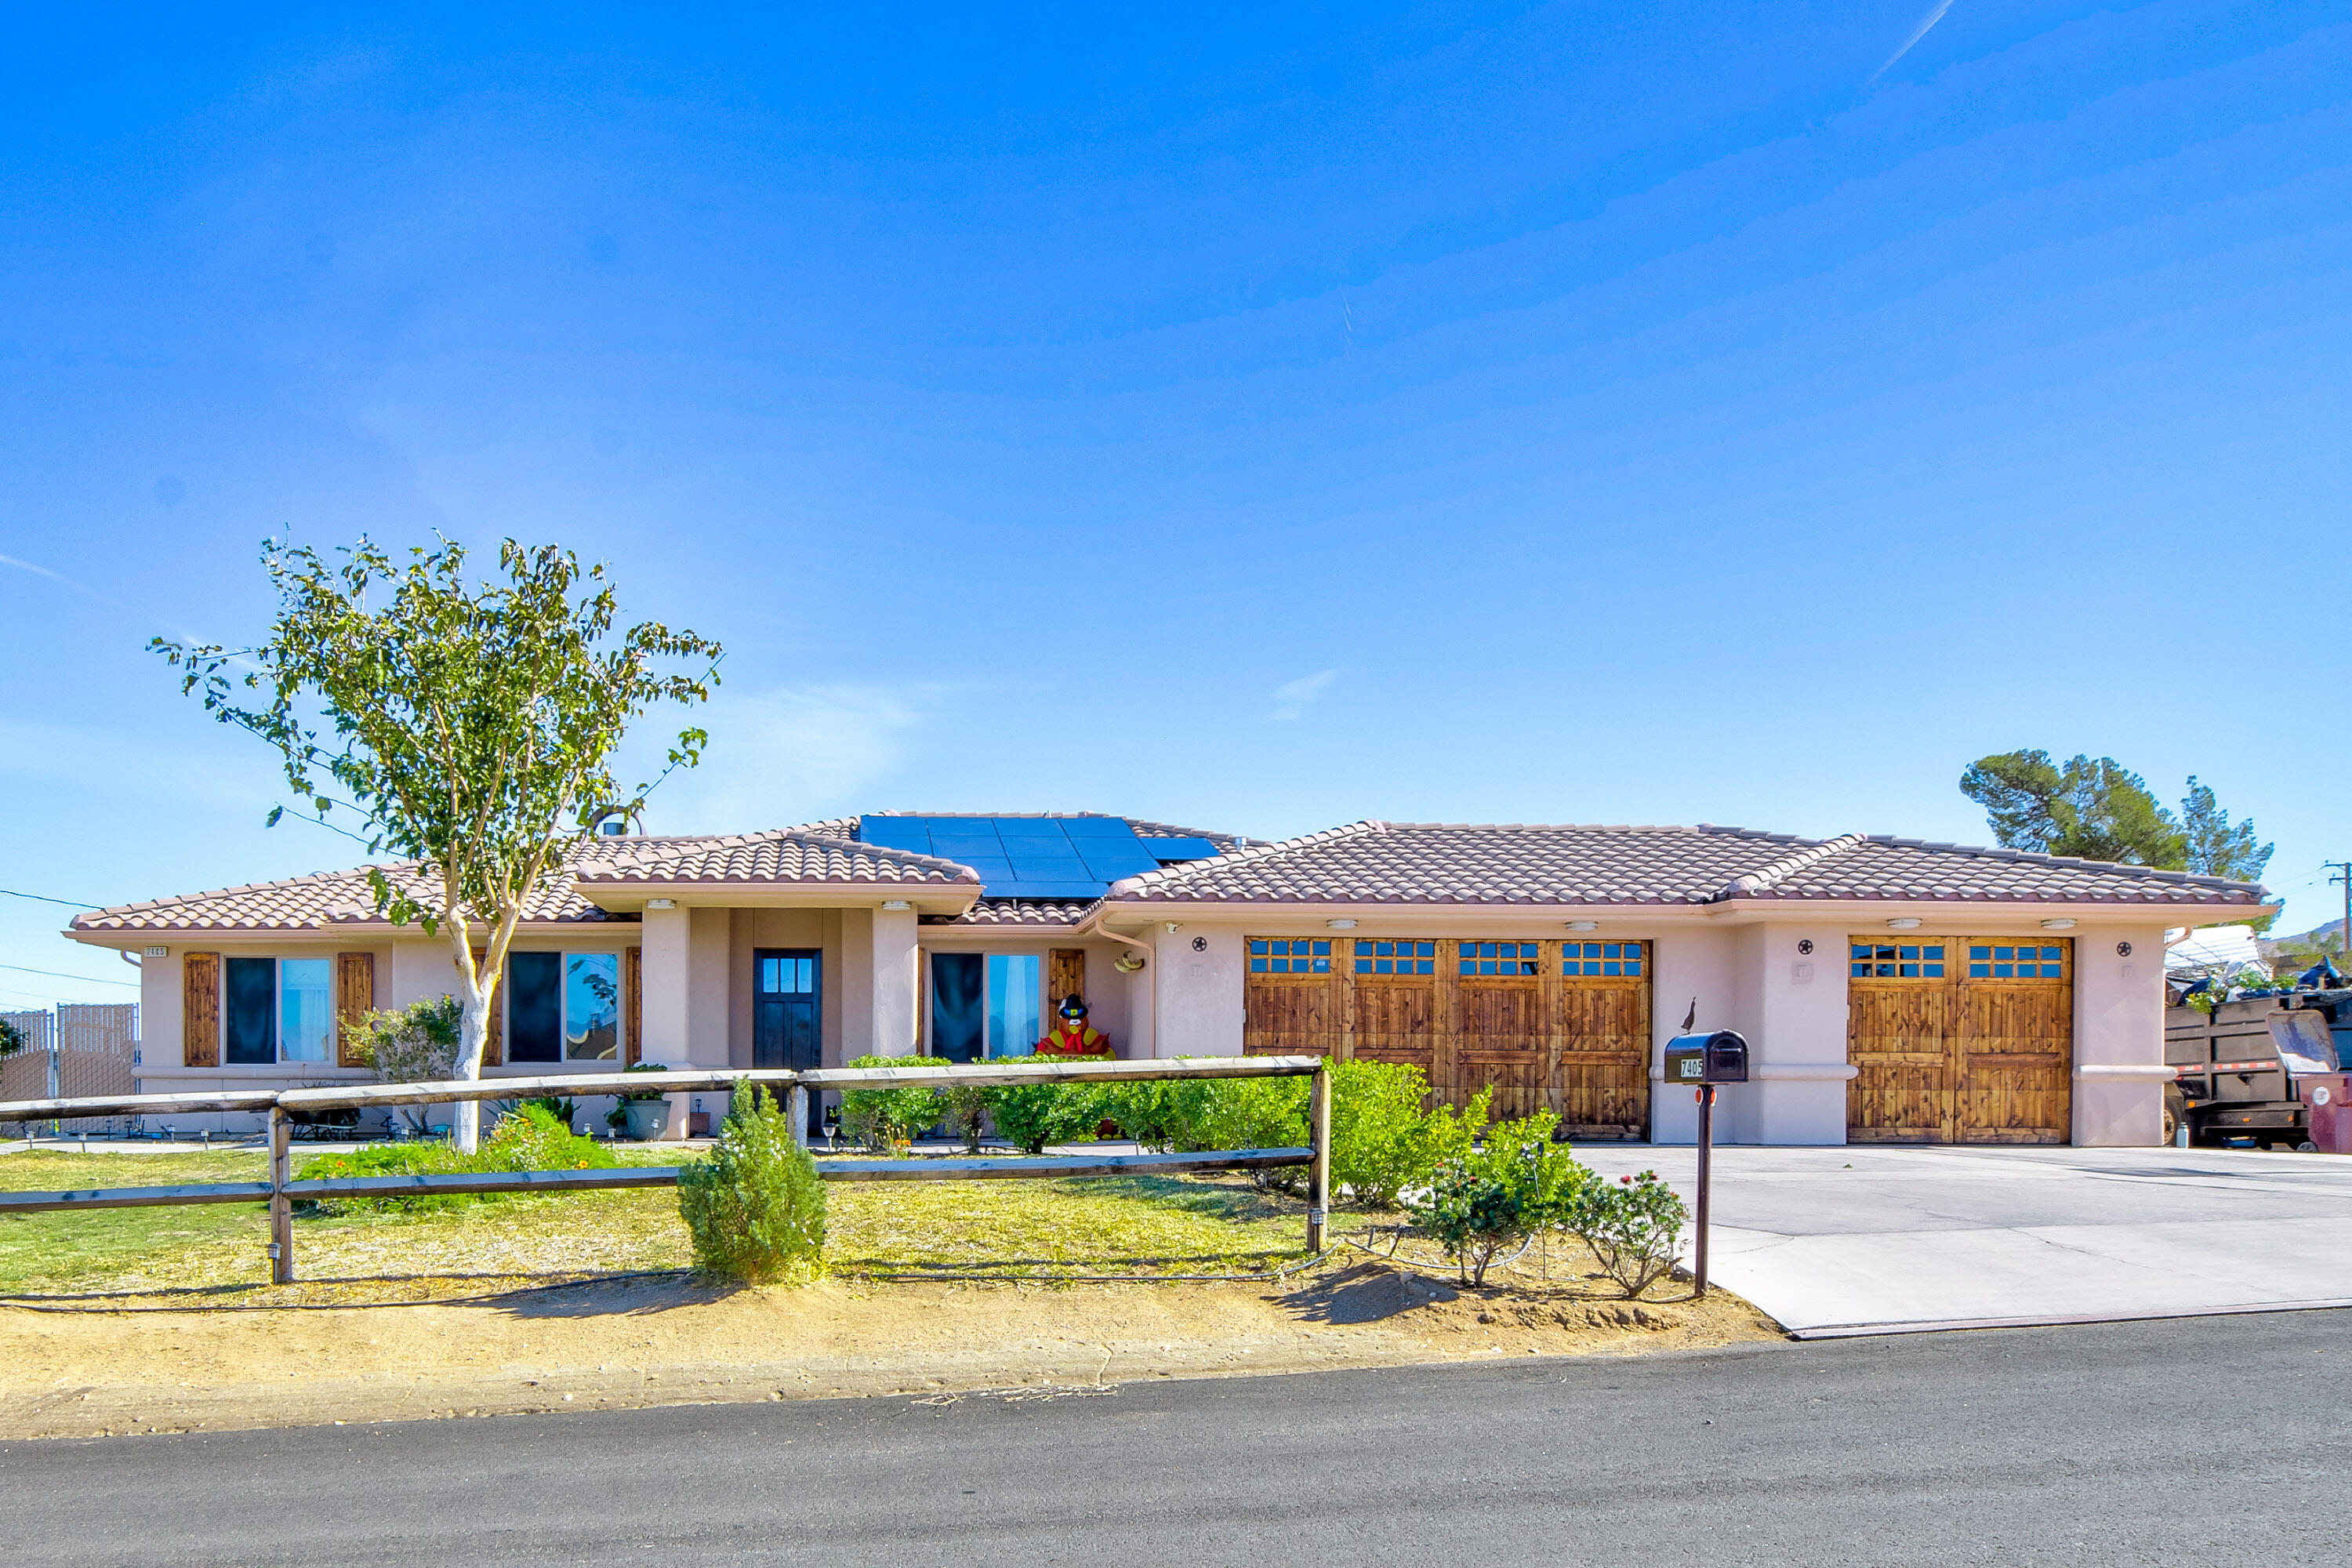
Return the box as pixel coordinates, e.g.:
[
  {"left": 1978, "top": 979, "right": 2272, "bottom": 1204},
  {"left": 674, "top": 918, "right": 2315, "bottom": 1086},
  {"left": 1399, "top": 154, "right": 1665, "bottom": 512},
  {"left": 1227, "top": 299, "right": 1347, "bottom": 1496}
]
[{"left": 1034, "top": 994, "right": 1109, "bottom": 1058}]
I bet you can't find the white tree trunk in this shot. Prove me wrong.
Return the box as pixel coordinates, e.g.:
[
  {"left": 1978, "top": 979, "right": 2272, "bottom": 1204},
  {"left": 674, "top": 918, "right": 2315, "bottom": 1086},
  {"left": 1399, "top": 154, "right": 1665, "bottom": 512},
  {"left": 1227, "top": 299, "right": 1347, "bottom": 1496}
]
[{"left": 448, "top": 933, "right": 495, "bottom": 1155}]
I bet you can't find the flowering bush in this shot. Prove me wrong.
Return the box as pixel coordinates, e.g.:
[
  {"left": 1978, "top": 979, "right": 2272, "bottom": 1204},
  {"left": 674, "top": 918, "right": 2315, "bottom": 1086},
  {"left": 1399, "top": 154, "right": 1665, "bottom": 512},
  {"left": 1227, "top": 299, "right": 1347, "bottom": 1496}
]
[{"left": 1566, "top": 1170, "right": 1688, "bottom": 1298}]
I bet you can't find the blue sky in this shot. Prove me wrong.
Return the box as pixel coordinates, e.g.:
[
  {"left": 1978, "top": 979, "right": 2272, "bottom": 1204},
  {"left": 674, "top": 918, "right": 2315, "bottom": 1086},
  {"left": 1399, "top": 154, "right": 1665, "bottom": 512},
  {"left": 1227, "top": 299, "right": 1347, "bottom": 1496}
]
[{"left": 4, "top": 1, "right": 2347, "bottom": 1007}]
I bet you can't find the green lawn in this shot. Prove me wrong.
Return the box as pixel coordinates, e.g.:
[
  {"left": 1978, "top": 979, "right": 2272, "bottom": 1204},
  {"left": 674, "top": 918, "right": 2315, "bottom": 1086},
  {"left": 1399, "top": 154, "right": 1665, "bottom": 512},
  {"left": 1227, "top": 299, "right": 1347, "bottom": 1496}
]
[{"left": 0, "top": 1147, "right": 1308, "bottom": 1298}]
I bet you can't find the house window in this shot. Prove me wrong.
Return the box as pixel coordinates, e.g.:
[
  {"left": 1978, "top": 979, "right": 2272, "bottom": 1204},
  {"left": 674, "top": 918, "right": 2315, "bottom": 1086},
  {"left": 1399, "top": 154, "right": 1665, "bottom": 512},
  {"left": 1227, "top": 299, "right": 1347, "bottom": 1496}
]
[
  {"left": 1850, "top": 943, "right": 1946, "bottom": 979},
  {"left": 223, "top": 956, "right": 333, "bottom": 1065},
  {"left": 1564, "top": 942, "right": 1645, "bottom": 978},
  {"left": 1968, "top": 944, "right": 2064, "bottom": 980},
  {"left": 985, "top": 953, "right": 1042, "bottom": 1058},
  {"left": 1354, "top": 940, "right": 1436, "bottom": 975},
  {"left": 1460, "top": 942, "right": 1541, "bottom": 976},
  {"left": 565, "top": 953, "right": 620, "bottom": 1060},
  {"left": 931, "top": 952, "right": 1044, "bottom": 1062},
  {"left": 1249, "top": 938, "right": 1331, "bottom": 974},
  {"left": 503, "top": 950, "right": 623, "bottom": 1063}
]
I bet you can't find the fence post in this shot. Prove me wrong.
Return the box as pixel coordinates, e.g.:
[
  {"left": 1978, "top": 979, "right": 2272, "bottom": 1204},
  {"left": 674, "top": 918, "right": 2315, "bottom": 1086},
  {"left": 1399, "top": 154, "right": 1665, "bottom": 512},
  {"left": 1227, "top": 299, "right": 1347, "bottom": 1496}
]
[
  {"left": 1306, "top": 1060, "right": 1330, "bottom": 1254},
  {"left": 45, "top": 1044, "right": 60, "bottom": 1140},
  {"left": 788, "top": 1083, "right": 809, "bottom": 1150},
  {"left": 268, "top": 1104, "right": 294, "bottom": 1285}
]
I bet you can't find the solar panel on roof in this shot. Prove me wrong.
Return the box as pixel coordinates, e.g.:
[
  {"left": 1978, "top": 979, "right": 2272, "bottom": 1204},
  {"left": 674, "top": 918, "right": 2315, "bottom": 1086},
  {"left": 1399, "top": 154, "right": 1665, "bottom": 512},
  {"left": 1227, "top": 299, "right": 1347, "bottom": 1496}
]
[
  {"left": 1143, "top": 837, "right": 1221, "bottom": 861},
  {"left": 857, "top": 818, "right": 934, "bottom": 855},
  {"left": 854, "top": 815, "right": 1174, "bottom": 899}
]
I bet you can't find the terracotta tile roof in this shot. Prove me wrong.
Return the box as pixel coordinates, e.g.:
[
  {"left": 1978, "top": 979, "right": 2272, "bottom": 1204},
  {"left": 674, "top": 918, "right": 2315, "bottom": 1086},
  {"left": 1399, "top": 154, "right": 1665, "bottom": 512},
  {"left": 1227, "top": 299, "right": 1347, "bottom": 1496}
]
[
  {"left": 924, "top": 899, "right": 1097, "bottom": 928},
  {"left": 1746, "top": 835, "right": 2270, "bottom": 907},
  {"left": 71, "top": 829, "right": 977, "bottom": 935},
  {"left": 71, "top": 848, "right": 637, "bottom": 934},
  {"left": 1104, "top": 822, "right": 2272, "bottom": 909},
  {"left": 575, "top": 829, "right": 978, "bottom": 887}
]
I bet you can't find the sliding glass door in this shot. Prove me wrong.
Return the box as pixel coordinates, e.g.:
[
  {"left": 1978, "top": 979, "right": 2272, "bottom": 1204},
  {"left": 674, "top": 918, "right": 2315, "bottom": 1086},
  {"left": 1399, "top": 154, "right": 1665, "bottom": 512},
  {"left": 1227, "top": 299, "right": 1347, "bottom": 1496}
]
[{"left": 930, "top": 952, "right": 1041, "bottom": 1061}]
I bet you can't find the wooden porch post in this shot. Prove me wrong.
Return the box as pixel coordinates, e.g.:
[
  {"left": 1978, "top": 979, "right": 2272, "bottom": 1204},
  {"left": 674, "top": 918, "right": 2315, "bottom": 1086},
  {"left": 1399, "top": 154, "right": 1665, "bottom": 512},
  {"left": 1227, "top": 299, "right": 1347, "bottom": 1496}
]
[
  {"left": 1306, "top": 1061, "right": 1331, "bottom": 1254},
  {"left": 268, "top": 1104, "right": 294, "bottom": 1285}
]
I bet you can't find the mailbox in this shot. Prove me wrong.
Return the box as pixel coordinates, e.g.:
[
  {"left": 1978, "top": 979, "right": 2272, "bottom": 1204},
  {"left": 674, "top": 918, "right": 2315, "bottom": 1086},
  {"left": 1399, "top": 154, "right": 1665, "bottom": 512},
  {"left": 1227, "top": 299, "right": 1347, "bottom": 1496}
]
[{"left": 1664, "top": 1029, "right": 1750, "bottom": 1086}]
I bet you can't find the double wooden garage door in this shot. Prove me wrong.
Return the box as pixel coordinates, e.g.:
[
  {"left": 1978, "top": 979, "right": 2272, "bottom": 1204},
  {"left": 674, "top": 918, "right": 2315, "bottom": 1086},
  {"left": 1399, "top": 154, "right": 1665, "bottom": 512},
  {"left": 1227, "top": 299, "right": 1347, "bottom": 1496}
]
[
  {"left": 1847, "top": 937, "right": 2073, "bottom": 1144},
  {"left": 1243, "top": 938, "right": 1650, "bottom": 1138}
]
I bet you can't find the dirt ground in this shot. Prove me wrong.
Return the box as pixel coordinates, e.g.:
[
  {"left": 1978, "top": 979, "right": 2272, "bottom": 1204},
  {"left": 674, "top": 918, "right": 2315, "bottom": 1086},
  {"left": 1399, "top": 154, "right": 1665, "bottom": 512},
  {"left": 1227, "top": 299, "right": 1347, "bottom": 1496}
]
[{"left": 0, "top": 1259, "right": 1780, "bottom": 1439}]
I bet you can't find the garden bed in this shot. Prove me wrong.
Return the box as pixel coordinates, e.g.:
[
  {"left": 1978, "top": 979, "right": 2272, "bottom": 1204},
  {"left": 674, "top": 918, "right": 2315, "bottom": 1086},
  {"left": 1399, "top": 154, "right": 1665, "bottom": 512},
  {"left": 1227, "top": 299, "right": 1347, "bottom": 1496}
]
[{"left": 0, "top": 1145, "right": 1779, "bottom": 1439}]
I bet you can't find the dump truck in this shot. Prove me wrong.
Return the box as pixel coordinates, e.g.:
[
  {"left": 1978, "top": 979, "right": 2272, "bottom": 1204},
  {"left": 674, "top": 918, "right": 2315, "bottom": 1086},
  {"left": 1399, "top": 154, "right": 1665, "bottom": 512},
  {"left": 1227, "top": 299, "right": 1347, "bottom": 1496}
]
[{"left": 2163, "top": 990, "right": 2352, "bottom": 1148}]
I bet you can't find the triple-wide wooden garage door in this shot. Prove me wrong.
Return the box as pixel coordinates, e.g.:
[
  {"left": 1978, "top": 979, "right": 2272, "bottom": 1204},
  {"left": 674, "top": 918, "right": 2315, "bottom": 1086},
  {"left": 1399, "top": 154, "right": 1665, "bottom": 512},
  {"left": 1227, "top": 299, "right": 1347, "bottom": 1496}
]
[
  {"left": 1244, "top": 938, "right": 1650, "bottom": 1139},
  {"left": 1846, "top": 937, "right": 2073, "bottom": 1144}
]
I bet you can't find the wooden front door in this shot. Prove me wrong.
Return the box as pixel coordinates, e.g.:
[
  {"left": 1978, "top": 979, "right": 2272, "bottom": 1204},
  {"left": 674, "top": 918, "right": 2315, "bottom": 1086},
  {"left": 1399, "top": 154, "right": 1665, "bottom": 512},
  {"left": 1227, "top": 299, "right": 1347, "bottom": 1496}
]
[{"left": 1846, "top": 938, "right": 2071, "bottom": 1144}]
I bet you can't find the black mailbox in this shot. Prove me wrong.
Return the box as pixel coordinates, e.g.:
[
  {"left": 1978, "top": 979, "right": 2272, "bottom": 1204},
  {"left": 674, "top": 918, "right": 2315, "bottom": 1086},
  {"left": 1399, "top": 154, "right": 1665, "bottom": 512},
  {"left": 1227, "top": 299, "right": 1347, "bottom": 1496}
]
[{"left": 1663, "top": 1029, "right": 1750, "bottom": 1086}]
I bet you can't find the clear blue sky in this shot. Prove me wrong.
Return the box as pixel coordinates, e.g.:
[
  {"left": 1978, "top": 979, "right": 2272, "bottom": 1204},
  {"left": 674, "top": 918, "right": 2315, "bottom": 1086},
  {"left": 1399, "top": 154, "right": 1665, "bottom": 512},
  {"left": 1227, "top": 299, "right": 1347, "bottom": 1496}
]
[{"left": 4, "top": 2, "right": 2347, "bottom": 1007}]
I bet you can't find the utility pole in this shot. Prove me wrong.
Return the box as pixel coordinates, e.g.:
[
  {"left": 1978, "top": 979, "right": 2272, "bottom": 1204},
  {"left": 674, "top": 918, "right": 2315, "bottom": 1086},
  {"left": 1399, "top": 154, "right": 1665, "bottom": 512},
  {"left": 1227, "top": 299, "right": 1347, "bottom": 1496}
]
[{"left": 2328, "top": 862, "right": 2352, "bottom": 971}]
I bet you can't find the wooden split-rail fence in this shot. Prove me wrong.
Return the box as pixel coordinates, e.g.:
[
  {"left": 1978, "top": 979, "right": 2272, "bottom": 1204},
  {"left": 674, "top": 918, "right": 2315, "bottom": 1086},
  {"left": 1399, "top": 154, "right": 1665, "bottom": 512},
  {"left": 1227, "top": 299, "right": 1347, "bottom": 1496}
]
[{"left": 0, "top": 1056, "right": 1332, "bottom": 1284}]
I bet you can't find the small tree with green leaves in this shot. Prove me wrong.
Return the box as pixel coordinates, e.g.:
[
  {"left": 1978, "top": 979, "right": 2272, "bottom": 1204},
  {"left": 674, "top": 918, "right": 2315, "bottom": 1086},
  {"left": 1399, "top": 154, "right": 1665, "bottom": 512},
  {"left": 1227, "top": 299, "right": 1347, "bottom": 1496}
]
[
  {"left": 678, "top": 1083, "right": 826, "bottom": 1284},
  {"left": 154, "top": 537, "right": 719, "bottom": 1152},
  {"left": 343, "top": 996, "right": 463, "bottom": 1133},
  {"left": 0, "top": 1017, "right": 24, "bottom": 1060}
]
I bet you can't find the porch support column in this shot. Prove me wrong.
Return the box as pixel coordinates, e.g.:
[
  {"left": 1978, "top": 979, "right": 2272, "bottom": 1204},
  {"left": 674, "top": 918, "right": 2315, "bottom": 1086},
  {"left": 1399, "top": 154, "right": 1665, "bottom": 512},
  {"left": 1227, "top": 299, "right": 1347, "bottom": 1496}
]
[
  {"left": 637, "top": 905, "right": 699, "bottom": 1141},
  {"left": 872, "top": 905, "right": 920, "bottom": 1059}
]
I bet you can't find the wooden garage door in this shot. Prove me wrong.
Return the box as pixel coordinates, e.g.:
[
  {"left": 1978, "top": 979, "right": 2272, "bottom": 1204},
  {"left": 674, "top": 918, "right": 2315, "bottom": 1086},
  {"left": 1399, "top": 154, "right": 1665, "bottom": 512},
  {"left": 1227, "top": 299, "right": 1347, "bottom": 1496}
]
[
  {"left": 1243, "top": 936, "right": 1647, "bottom": 1137},
  {"left": 1243, "top": 938, "right": 1341, "bottom": 1057},
  {"left": 1454, "top": 942, "right": 1546, "bottom": 1121},
  {"left": 1555, "top": 942, "right": 1650, "bottom": 1140},
  {"left": 1847, "top": 938, "right": 2071, "bottom": 1144}
]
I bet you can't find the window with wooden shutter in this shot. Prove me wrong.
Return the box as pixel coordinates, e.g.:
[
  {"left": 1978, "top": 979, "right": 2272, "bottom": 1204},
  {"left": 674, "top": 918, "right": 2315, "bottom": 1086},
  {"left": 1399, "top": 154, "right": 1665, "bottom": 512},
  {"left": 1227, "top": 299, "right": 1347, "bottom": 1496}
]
[
  {"left": 183, "top": 952, "right": 220, "bottom": 1069},
  {"left": 336, "top": 952, "right": 374, "bottom": 1068}
]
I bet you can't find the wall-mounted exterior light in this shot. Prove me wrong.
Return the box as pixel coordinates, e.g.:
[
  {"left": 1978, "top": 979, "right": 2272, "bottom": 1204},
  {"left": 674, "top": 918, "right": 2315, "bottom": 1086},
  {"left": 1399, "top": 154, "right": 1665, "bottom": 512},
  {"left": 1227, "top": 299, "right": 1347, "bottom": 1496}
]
[
  {"left": 645, "top": 898, "right": 677, "bottom": 910},
  {"left": 880, "top": 899, "right": 911, "bottom": 911},
  {"left": 1566, "top": 920, "right": 1599, "bottom": 932},
  {"left": 2039, "top": 918, "right": 2076, "bottom": 931},
  {"left": 1886, "top": 916, "right": 1922, "bottom": 930},
  {"left": 1327, "top": 919, "right": 1358, "bottom": 930}
]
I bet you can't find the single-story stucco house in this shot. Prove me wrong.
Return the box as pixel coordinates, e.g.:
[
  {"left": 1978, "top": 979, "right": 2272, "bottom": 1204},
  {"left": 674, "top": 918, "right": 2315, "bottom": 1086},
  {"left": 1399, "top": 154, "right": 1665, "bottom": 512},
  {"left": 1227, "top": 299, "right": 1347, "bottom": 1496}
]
[{"left": 66, "top": 811, "right": 2274, "bottom": 1146}]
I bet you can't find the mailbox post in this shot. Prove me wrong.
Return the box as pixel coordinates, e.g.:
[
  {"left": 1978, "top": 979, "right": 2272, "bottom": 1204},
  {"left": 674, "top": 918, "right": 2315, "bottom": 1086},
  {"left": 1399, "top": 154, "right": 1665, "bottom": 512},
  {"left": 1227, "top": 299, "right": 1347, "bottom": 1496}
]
[{"left": 1661, "top": 1029, "right": 1749, "bottom": 1298}]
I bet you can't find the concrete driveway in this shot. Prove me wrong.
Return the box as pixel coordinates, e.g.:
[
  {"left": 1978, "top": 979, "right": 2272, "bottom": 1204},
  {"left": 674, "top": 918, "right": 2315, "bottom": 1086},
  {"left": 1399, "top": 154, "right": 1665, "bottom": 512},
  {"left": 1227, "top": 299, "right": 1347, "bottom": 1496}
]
[{"left": 1576, "top": 1142, "right": 2352, "bottom": 1336}]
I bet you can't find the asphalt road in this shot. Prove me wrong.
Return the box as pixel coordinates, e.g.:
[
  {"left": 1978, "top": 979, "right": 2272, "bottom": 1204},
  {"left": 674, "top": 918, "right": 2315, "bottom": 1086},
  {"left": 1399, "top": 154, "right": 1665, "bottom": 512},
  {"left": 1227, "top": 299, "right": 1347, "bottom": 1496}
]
[{"left": 5, "top": 1312, "right": 2345, "bottom": 1567}]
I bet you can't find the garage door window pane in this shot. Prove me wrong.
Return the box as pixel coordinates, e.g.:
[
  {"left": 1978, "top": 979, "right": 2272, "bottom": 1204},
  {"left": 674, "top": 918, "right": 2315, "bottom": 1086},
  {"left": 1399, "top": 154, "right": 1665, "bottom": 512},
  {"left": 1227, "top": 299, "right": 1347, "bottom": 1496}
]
[
  {"left": 1566, "top": 941, "right": 1643, "bottom": 977},
  {"left": 1355, "top": 940, "right": 1436, "bottom": 975},
  {"left": 1460, "top": 942, "right": 1540, "bottom": 976},
  {"left": 1250, "top": 938, "right": 1330, "bottom": 975},
  {"left": 1853, "top": 942, "right": 1943, "bottom": 978},
  {"left": 1966, "top": 943, "right": 2063, "bottom": 979}
]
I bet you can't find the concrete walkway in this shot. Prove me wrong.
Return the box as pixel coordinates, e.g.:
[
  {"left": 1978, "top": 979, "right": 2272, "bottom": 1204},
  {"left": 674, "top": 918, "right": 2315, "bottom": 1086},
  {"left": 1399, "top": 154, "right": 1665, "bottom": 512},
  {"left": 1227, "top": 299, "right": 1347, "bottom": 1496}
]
[{"left": 1577, "top": 1142, "right": 2352, "bottom": 1335}]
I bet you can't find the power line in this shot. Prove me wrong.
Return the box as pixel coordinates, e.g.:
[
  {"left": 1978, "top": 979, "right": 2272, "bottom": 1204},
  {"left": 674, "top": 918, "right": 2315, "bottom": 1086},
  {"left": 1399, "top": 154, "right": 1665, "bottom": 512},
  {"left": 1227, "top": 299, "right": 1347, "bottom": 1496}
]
[
  {"left": 0, "top": 887, "right": 98, "bottom": 909},
  {"left": 0, "top": 961, "right": 139, "bottom": 988}
]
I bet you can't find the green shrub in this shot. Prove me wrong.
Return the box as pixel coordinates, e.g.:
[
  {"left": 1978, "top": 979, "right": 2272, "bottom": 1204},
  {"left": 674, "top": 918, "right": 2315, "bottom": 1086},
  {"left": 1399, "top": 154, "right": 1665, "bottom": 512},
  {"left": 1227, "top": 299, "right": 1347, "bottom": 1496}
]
[
  {"left": 1412, "top": 1159, "right": 1526, "bottom": 1286},
  {"left": 1327, "top": 1061, "right": 1451, "bottom": 1209},
  {"left": 518, "top": 1095, "right": 579, "bottom": 1131},
  {"left": 987, "top": 1074, "right": 1111, "bottom": 1154},
  {"left": 1475, "top": 1108, "right": 1593, "bottom": 1231},
  {"left": 678, "top": 1083, "right": 826, "bottom": 1284},
  {"left": 485, "top": 1102, "right": 616, "bottom": 1174},
  {"left": 292, "top": 1103, "right": 613, "bottom": 1214},
  {"left": 840, "top": 1054, "right": 950, "bottom": 1152},
  {"left": 1566, "top": 1169, "right": 1687, "bottom": 1298}
]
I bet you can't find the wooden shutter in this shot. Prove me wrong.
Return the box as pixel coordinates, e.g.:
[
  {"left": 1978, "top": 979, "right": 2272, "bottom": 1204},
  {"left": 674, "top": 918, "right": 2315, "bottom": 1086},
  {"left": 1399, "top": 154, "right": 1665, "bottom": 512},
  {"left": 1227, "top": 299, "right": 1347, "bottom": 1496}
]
[
  {"left": 336, "top": 951, "right": 375, "bottom": 1068},
  {"left": 182, "top": 952, "right": 220, "bottom": 1069},
  {"left": 1049, "top": 948, "right": 1087, "bottom": 1011},
  {"left": 625, "top": 945, "right": 642, "bottom": 1065},
  {"left": 474, "top": 949, "right": 503, "bottom": 1066}
]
